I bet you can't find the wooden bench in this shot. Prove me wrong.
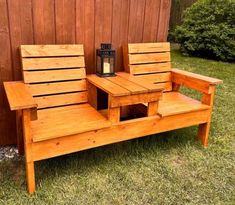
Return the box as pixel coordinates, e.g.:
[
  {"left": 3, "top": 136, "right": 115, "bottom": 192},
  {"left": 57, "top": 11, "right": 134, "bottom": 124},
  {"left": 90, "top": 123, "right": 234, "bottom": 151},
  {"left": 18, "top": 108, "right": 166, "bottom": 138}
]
[
  {"left": 3, "top": 43, "right": 222, "bottom": 194},
  {"left": 123, "top": 42, "right": 222, "bottom": 145}
]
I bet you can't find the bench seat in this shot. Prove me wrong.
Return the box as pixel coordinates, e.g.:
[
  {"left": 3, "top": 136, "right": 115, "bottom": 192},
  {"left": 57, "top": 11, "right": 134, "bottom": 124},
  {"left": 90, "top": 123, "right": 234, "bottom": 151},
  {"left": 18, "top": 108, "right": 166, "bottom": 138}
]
[
  {"left": 158, "top": 92, "right": 210, "bottom": 117},
  {"left": 137, "top": 92, "right": 210, "bottom": 117},
  {"left": 31, "top": 104, "right": 111, "bottom": 142}
]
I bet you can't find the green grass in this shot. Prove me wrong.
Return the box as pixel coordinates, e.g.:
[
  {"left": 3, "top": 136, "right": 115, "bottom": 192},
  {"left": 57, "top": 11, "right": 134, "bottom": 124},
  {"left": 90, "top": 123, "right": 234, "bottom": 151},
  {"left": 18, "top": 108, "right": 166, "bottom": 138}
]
[{"left": 0, "top": 49, "right": 234, "bottom": 205}]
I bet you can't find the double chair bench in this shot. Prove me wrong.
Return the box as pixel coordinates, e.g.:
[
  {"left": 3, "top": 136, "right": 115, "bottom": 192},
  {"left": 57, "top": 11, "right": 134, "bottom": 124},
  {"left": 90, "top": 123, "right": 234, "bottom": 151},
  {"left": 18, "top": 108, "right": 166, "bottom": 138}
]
[{"left": 4, "top": 43, "right": 222, "bottom": 193}]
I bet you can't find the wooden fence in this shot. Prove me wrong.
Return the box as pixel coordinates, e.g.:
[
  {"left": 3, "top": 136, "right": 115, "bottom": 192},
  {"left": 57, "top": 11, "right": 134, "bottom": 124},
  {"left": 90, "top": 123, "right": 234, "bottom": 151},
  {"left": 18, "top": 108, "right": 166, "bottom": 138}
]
[{"left": 0, "top": 0, "right": 171, "bottom": 145}]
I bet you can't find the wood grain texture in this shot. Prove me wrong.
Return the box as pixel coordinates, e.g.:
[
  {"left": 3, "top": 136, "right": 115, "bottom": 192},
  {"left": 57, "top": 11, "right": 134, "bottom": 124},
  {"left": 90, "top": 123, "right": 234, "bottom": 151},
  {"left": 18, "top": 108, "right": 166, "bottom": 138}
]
[
  {"left": 128, "top": 0, "right": 146, "bottom": 43},
  {"left": 23, "top": 68, "right": 86, "bottom": 83},
  {"left": 55, "top": 0, "right": 76, "bottom": 44},
  {"left": 87, "top": 74, "right": 130, "bottom": 96},
  {"left": 21, "top": 44, "right": 84, "bottom": 57},
  {"left": 35, "top": 92, "right": 88, "bottom": 109},
  {"left": 31, "top": 104, "right": 111, "bottom": 142},
  {"left": 31, "top": 109, "right": 210, "bottom": 161},
  {"left": 32, "top": 0, "right": 56, "bottom": 44},
  {"left": 28, "top": 80, "right": 87, "bottom": 96},
  {"left": 3, "top": 82, "right": 37, "bottom": 110},
  {"left": 22, "top": 57, "right": 85, "bottom": 70}
]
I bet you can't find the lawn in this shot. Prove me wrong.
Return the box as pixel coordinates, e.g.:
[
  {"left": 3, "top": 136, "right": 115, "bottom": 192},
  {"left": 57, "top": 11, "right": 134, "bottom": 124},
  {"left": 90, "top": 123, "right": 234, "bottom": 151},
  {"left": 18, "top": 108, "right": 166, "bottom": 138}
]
[{"left": 0, "top": 48, "right": 234, "bottom": 205}]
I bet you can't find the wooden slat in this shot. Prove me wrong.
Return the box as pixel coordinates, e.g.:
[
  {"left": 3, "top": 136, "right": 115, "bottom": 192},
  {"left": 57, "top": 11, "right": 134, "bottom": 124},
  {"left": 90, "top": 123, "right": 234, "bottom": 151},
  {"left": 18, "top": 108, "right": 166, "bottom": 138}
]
[
  {"left": 55, "top": 0, "right": 76, "bottom": 44},
  {"left": 20, "top": 44, "right": 84, "bottom": 57},
  {"left": 129, "top": 52, "right": 170, "bottom": 64},
  {"left": 128, "top": 43, "right": 170, "bottom": 53},
  {"left": 155, "top": 82, "right": 172, "bottom": 92},
  {"left": 35, "top": 92, "right": 88, "bottom": 109},
  {"left": 32, "top": 0, "right": 56, "bottom": 44},
  {"left": 142, "top": 0, "right": 161, "bottom": 42},
  {"left": 23, "top": 68, "right": 86, "bottom": 83},
  {"left": 31, "top": 104, "right": 111, "bottom": 142},
  {"left": 28, "top": 80, "right": 87, "bottom": 96},
  {"left": 106, "top": 76, "right": 148, "bottom": 94},
  {"left": 134, "top": 72, "right": 171, "bottom": 83},
  {"left": 22, "top": 57, "right": 85, "bottom": 70},
  {"left": 130, "top": 62, "right": 171, "bottom": 74},
  {"left": 117, "top": 72, "right": 165, "bottom": 92},
  {"left": 158, "top": 92, "right": 210, "bottom": 117},
  {"left": 3, "top": 82, "right": 37, "bottom": 110},
  {"left": 86, "top": 74, "right": 130, "bottom": 96},
  {"left": 128, "top": 0, "right": 146, "bottom": 42},
  {"left": 31, "top": 109, "right": 210, "bottom": 161},
  {"left": 110, "top": 92, "right": 162, "bottom": 108}
]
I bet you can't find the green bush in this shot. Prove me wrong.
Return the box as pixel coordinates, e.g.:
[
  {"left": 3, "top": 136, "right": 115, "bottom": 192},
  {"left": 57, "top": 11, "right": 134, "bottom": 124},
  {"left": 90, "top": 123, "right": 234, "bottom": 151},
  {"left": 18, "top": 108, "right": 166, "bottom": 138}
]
[{"left": 174, "top": 0, "right": 235, "bottom": 62}]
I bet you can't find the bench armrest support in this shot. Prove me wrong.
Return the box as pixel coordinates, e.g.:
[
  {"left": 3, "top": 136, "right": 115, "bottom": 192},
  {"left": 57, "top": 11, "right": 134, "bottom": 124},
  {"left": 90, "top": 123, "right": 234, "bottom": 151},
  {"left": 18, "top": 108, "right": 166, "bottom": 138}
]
[
  {"left": 171, "top": 68, "right": 223, "bottom": 94},
  {"left": 4, "top": 81, "right": 37, "bottom": 111}
]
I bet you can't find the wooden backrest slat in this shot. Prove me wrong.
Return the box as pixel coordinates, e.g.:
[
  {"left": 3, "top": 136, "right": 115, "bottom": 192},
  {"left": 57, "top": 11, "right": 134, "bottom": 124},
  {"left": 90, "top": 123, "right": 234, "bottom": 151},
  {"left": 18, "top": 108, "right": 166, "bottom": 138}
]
[
  {"left": 35, "top": 92, "right": 88, "bottom": 109},
  {"left": 129, "top": 52, "right": 171, "bottom": 64},
  {"left": 27, "top": 80, "right": 86, "bottom": 96},
  {"left": 20, "top": 44, "right": 88, "bottom": 109},
  {"left": 128, "top": 42, "right": 170, "bottom": 53},
  {"left": 21, "top": 44, "right": 84, "bottom": 57},
  {"left": 124, "top": 42, "right": 172, "bottom": 92},
  {"left": 130, "top": 62, "right": 171, "bottom": 75},
  {"left": 22, "top": 57, "right": 85, "bottom": 70},
  {"left": 23, "top": 68, "right": 86, "bottom": 83}
]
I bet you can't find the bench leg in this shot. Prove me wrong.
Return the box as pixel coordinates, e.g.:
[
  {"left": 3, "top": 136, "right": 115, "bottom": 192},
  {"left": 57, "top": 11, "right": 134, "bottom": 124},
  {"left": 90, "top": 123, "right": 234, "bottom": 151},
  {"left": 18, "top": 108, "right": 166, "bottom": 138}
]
[
  {"left": 198, "top": 86, "right": 215, "bottom": 147},
  {"left": 22, "top": 109, "right": 36, "bottom": 193},
  {"left": 198, "top": 122, "right": 211, "bottom": 147},
  {"left": 25, "top": 161, "right": 35, "bottom": 193}
]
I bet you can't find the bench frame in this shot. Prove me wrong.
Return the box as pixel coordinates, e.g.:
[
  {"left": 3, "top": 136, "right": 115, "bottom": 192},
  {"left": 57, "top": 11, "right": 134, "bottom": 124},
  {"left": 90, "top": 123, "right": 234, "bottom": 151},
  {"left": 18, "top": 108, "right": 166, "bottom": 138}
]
[{"left": 3, "top": 43, "right": 222, "bottom": 194}]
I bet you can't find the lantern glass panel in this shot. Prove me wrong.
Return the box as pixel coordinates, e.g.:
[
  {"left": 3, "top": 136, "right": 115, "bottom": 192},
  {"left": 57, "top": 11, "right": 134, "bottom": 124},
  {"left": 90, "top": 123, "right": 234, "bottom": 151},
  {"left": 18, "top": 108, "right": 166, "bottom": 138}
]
[
  {"left": 110, "top": 57, "right": 114, "bottom": 73},
  {"left": 96, "top": 55, "right": 101, "bottom": 74}
]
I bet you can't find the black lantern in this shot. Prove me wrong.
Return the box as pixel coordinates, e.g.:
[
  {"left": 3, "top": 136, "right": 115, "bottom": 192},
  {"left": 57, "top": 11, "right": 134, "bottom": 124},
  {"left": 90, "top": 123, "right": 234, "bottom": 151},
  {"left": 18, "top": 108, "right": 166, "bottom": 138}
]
[{"left": 96, "top": 43, "right": 116, "bottom": 77}]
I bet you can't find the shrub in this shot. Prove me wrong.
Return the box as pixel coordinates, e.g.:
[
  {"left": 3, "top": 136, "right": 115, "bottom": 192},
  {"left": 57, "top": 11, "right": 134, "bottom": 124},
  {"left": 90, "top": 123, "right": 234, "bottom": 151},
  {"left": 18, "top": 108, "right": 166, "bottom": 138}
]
[{"left": 174, "top": 0, "right": 235, "bottom": 62}]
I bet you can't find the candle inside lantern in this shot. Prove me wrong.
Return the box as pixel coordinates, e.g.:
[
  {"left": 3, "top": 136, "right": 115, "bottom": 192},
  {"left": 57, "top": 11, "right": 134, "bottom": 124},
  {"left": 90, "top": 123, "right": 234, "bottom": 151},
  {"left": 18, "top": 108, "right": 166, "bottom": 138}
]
[{"left": 103, "top": 58, "right": 110, "bottom": 74}]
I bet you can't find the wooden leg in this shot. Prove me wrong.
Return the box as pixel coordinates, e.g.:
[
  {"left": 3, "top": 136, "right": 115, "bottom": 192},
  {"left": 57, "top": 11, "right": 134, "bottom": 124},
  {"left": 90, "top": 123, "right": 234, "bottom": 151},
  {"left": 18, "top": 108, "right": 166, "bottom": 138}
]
[
  {"left": 197, "top": 86, "right": 215, "bottom": 147},
  {"left": 22, "top": 109, "right": 35, "bottom": 193},
  {"left": 147, "top": 101, "right": 158, "bottom": 116},
  {"left": 25, "top": 161, "right": 35, "bottom": 194},
  {"left": 87, "top": 81, "right": 98, "bottom": 109},
  {"left": 16, "top": 110, "right": 24, "bottom": 155},
  {"left": 108, "top": 107, "right": 120, "bottom": 123},
  {"left": 198, "top": 122, "right": 211, "bottom": 147}
]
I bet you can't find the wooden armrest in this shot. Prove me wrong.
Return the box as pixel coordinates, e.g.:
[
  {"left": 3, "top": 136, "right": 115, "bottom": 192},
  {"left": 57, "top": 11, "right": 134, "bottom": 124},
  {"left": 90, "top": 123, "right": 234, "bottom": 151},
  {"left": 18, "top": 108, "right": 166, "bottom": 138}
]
[
  {"left": 4, "top": 81, "right": 37, "bottom": 111},
  {"left": 86, "top": 74, "right": 130, "bottom": 96},
  {"left": 172, "top": 68, "right": 223, "bottom": 93}
]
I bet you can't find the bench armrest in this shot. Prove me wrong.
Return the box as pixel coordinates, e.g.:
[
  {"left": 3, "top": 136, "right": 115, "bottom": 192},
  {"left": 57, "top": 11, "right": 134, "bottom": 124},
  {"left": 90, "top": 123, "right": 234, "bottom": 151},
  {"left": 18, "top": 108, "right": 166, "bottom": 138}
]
[
  {"left": 171, "top": 68, "right": 223, "bottom": 93},
  {"left": 4, "top": 81, "right": 37, "bottom": 111}
]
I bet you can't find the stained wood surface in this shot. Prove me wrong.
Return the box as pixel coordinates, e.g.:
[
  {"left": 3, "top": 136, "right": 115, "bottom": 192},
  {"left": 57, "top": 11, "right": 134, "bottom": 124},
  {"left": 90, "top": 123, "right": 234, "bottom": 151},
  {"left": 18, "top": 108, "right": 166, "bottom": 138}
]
[
  {"left": 124, "top": 43, "right": 172, "bottom": 92},
  {"left": 172, "top": 69, "right": 223, "bottom": 85},
  {"left": 23, "top": 68, "right": 86, "bottom": 83},
  {"left": 31, "top": 109, "right": 210, "bottom": 161},
  {"left": 86, "top": 75, "right": 130, "bottom": 97},
  {"left": 3, "top": 82, "right": 37, "bottom": 110},
  {"left": 28, "top": 80, "right": 86, "bottom": 96},
  {"left": 20, "top": 44, "right": 88, "bottom": 109},
  {"left": 22, "top": 57, "right": 85, "bottom": 70},
  {"left": 31, "top": 104, "right": 111, "bottom": 142},
  {"left": 0, "top": 0, "right": 171, "bottom": 145},
  {"left": 117, "top": 72, "right": 166, "bottom": 92},
  {"left": 21, "top": 44, "right": 84, "bottom": 57}
]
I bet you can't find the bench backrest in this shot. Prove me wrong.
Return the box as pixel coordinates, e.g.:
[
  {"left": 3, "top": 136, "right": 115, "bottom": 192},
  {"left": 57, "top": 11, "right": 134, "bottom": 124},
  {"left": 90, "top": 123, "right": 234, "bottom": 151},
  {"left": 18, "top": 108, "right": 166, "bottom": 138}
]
[
  {"left": 20, "top": 45, "right": 87, "bottom": 109},
  {"left": 123, "top": 42, "right": 172, "bottom": 92}
]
